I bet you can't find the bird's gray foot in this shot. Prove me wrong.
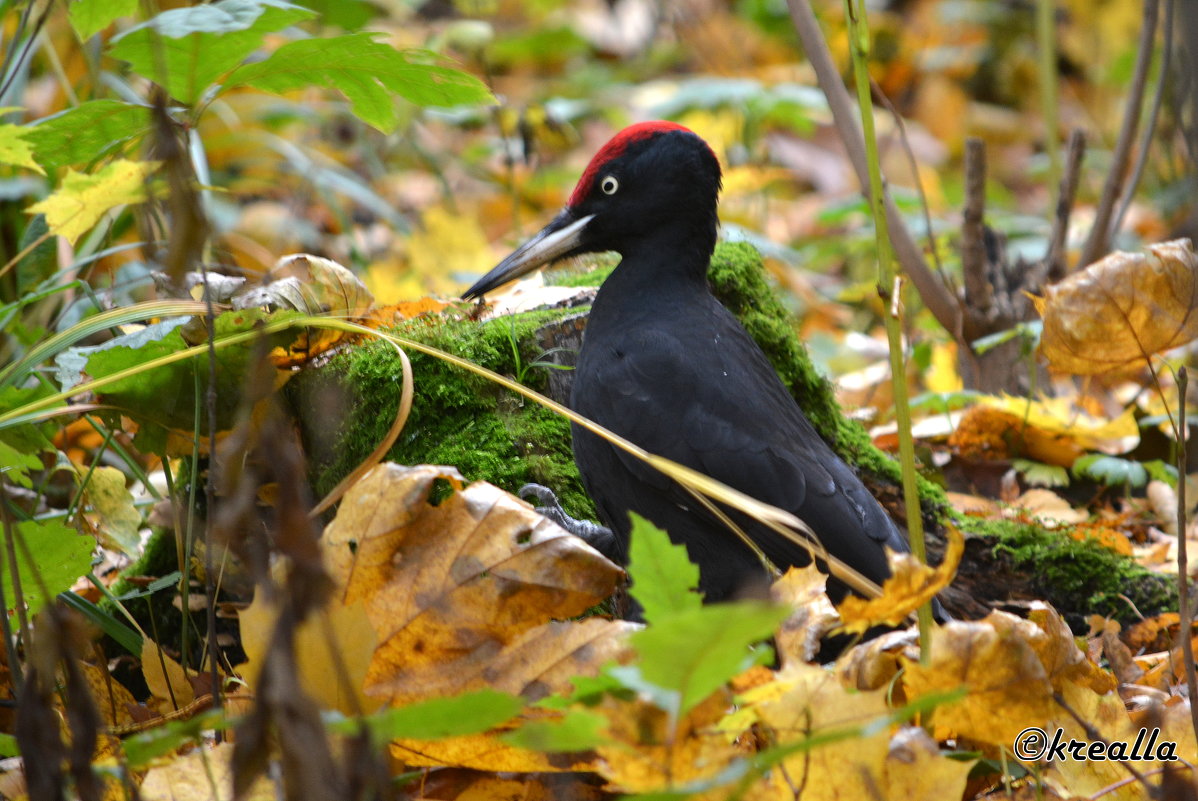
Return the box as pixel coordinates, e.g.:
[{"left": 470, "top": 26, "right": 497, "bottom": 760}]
[{"left": 519, "top": 483, "right": 619, "bottom": 559}]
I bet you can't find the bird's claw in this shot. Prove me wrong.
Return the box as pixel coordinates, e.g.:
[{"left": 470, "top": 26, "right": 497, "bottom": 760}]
[{"left": 519, "top": 483, "right": 619, "bottom": 559}]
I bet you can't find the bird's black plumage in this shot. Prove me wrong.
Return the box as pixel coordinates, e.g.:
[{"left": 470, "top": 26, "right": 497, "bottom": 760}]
[{"left": 465, "top": 122, "right": 928, "bottom": 606}]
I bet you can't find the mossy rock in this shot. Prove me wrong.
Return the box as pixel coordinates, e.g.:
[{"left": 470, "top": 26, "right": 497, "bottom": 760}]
[
  {"left": 955, "top": 514, "right": 1175, "bottom": 629},
  {"left": 293, "top": 305, "right": 594, "bottom": 518}
]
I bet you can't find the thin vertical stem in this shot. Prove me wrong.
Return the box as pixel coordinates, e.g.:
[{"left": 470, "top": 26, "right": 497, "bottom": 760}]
[
  {"left": 1174, "top": 368, "right": 1198, "bottom": 742},
  {"left": 1036, "top": 0, "right": 1061, "bottom": 213},
  {"left": 843, "top": 0, "right": 932, "bottom": 659}
]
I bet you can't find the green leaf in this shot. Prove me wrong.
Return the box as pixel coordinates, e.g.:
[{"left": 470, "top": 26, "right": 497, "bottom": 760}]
[
  {"left": 1072, "top": 454, "right": 1148, "bottom": 488},
  {"left": 69, "top": 0, "right": 139, "bottom": 40},
  {"left": 59, "top": 590, "right": 143, "bottom": 656},
  {"left": 0, "top": 385, "right": 58, "bottom": 454},
  {"left": 16, "top": 215, "right": 56, "bottom": 295},
  {"left": 1144, "top": 459, "right": 1179, "bottom": 486},
  {"left": 24, "top": 100, "right": 151, "bottom": 172},
  {"left": 0, "top": 123, "right": 43, "bottom": 175},
  {"left": 26, "top": 159, "right": 158, "bottom": 245},
  {"left": 108, "top": 0, "right": 316, "bottom": 104},
  {"left": 628, "top": 602, "right": 787, "bottom": 717},
  {"left": 3, "top": 519, "right": 96, "bottom": 620},
  {"left": 223, "top": 33, "right": 494, "bottom": 132},
  {"left": 0, "top": 439, "right": 41, "bottom": 489},
  {"left": 331, "top": 690, "right": 523, "bottom": 742},
  {"left": 1011, "top": 459, "right": 1070, "bottom": 488},
  {"left": 0, "top": 733, "right": 17, "bottom": 757},
  {"left": 67, "top": 310, "right": 298, "bottom": 453},
  {"left": 626, "top": 512, "right": 701, "bottom": 624},
  {"left": 502, "top": 709, "right": 608, "bottom": 752}
]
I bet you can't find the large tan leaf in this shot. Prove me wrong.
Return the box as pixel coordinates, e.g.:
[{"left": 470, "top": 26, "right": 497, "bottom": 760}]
[
  {"left": 321, "top": 463, "right": 633, "bottom": 771},
  {"left": 324, "top": 464, "right": 627, "bottom": 704},
  {"left": 902, "top": 614, "right": 1057, "bottom": 745},
  {"left": 238, "top": 595, "right": 378, "bottom": 716},
  {"left": 1035, "top": 239, "right": 1198, "bottom": 375},
  {"left": 748, "top": 662, "right": 893, "bottom": 801}
]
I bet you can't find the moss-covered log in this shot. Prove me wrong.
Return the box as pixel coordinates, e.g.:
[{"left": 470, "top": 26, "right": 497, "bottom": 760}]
[{"left": 288, "top": 241, "right": 1175, "bottom": 628}]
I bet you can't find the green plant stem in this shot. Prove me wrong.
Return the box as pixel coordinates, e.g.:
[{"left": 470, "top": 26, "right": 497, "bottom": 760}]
[
  {"left": 1036, "top": 0, "right": 1060, "bottom": 214},
  {"left": 843, "top": 0, "right": 933, "bottom": 660},
  {"left": 1175, "top": 368, "right": 1198, "bottom": 743}
]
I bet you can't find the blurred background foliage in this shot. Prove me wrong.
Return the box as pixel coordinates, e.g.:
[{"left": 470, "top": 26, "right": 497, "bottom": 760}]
[{"left": 2, "top": 0, "right": 1192, "bottom": 384}]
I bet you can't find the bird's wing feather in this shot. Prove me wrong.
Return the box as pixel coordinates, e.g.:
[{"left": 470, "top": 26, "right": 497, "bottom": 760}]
[{"left": 571, "top": 301, "right": 907, "bottom": 582}]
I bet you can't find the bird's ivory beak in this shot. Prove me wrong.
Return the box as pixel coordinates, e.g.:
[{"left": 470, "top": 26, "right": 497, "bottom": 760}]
[{"left": 463, "top": 211, "right": 595, "bottom": 299}]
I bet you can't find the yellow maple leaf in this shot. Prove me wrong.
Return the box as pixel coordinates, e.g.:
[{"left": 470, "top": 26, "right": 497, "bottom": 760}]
[
  {"left": 0, "top": 122, "right": 43, "bottom": 175},
  {"left": 27, "top": 159, "right": 158, "bottom": 244},
  {"left": 836, "top": 526, "right": 963, "bottom": 634}
]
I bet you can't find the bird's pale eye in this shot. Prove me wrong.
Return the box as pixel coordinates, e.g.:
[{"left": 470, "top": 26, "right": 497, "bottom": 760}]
[{"left": 600, "top": 175, "right": 619, "bottom": 195}]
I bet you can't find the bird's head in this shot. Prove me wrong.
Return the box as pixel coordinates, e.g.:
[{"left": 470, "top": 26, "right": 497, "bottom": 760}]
[{"left": 463, "top": 121, "right": 722, "bottom": 299}]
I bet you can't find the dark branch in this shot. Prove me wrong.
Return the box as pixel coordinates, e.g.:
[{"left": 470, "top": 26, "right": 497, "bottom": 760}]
[{"left": 785, "top": 0, "right": 963, "bottom": 343}]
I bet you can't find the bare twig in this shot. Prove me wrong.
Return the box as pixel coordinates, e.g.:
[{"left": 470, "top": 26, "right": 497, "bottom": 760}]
[
  {"left": 1041, "top": 129, "right": 1086, "bottom": 282},
  {"left": 1175, "top": 368, "right": 1198, "bottom": 746},
  {"left": 785, "top": 0, "right": 963, "bottom": 344},
  {"left": 1080, "top": 0, "right": 1161, "bottom": 266},
  {"left": 1112, "top": 0, "right": 1175, "bottom": 238},
  {"left": 961, "top": 138, "right": 990, "bottom": 317}
]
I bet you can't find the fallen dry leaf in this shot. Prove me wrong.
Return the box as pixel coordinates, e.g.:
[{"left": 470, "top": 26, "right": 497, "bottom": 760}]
[
  {"left": 140, "top": 742, "right": 275, "bottom": 801},
  {"left": 883, "top": 725, "right": 975, "bottom": 801},
  {"left": 238, "top": 595, "right": 378, "bottom": 716},
  {"left": 770, "top": 564, "right": 839, "bottom": 666},
  {"left": 320, "top": 463, "right": 634, "bottom": 771},
  {"left": 595, "top": 690, "right": 747, "bottom": 797},
  {"left": 836, "top": 526, "right": 963, "bottom": 633},
  {"left": 902, "top": 613, "right": 1058, "bottom": 744},
  {"left": 746, "top": 663, "right": 898, "bottom": 801},
  {"left": 1035, "top": 238, "right": 1198, "bottom": 375},
  {"left": 141, "top": 639, "right": 196, "bottom": 713}
]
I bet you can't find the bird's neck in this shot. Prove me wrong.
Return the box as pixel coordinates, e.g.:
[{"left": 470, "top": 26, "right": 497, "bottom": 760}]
[{"left": 588, "top": 231, "right": 715, "bottom": 332}]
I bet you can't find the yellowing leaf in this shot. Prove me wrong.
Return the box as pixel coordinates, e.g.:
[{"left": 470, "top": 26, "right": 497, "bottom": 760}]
[
  {"left": 82, "top": 465, "right": 142, "bottom": 557},
  {"left": 837, "top": 527, "right": 963, "bottom": 634},
  {"left": 27, "top": 159, "right": 158, "bottom": 244},
  {"left": 1036, "top": 238, "right": 1198, "bottom": 375},
  {"left": 982, "top": 393, "right": 1140, "bottom": 454},
  {"left": 238, "top": 595, "right": 379, "bottom": 716},
  {"left": 748, "top": 663, "right": 894, "bottom": 801},
  {"left": 140, "top": 742, "right": 275, "bottom": 801},
  {"left": 0, "top": 123, "right": 44, "bottom": 175},
  {"left": 926, "top": 341, "right": 962, "bottom": 393},
  {"left": 903, "top": 612, "right": 1061, "bottom": 745},
  {"left": 141, "top": 639, "right": 195, "bottom": 712}
]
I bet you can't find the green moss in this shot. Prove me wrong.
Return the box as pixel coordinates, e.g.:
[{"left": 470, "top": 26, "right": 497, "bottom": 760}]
[
  {"left": 961, "top": 514, "right": 1175, "bottom": 627},
  {"left": 305, "top": 307, "right": 594, "bottom": 519}
]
